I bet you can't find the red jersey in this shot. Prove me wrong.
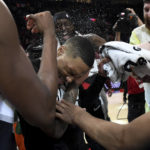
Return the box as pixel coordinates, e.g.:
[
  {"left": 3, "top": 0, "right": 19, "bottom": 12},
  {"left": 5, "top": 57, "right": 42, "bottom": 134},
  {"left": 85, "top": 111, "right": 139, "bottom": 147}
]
[{"left": 127, "top": 76, "right": 144, "bottom": 95}]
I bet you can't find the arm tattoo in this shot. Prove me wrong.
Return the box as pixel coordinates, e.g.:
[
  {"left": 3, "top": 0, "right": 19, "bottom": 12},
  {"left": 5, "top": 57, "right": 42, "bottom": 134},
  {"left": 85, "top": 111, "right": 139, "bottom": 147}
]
[
  {"left": 52, "top": 83, "right": 79, "bottom": 139},
  {"left": 63, "top": 82, "right": 79, "bottom": 104}
]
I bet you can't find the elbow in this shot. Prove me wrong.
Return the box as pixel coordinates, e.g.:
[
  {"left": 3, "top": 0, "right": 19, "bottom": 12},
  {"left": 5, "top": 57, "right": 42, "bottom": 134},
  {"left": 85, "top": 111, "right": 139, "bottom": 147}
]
[
  {"left": 48, "top": 120, "right": 68, "bottom": 139},
  {"left": 115, "top": 126, "right": 131, "bottom": 150},
  {"left": 41, "top": 119, "right": 67, "bottom": 139},
  {"left": 39, "top": 111, "right": 56, "bottom": 136},
  {"left": 50, "top": 130, "right": 64, "bottom": 139},
  {"left": 31, "top": 98, "right": 56, "bottom": 133}
]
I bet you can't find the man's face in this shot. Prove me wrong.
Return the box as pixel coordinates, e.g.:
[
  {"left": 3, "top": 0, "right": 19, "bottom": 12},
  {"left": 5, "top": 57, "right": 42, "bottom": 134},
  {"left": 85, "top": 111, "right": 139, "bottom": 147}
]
[
  {"left": 144, "top": 2, "right": 150, "bottom": 29},
  {"left": 57, "top": 54, "right": 90, "bottom": 85},
  {"left": 55, "top": 18, "right": 75, "bottom": 44}
]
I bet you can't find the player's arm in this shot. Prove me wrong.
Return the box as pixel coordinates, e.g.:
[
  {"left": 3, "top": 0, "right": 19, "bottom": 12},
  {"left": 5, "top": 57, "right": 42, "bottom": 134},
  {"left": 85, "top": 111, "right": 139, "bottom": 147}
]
[
  {"left": 52, "top": 83, "right": 79, "bottom": 138},
  {"left": 0, "top": 1, "right": 57, "bottom": 133},
  {"left": 56, "top": 100, "right": 150, "bottom": 150},
  {"left": 74, "top": 108, "right": 150, "bottom": 150}
]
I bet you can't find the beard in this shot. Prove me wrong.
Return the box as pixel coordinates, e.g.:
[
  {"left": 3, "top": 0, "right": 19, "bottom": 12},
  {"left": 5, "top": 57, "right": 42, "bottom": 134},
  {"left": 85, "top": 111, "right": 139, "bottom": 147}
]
[{"left": 145, "top": 18, "right": 150, "bottom": 29}]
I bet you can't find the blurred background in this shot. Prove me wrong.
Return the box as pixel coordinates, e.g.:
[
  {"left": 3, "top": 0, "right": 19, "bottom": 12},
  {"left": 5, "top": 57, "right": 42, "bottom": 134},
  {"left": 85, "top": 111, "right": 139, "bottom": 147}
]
[{"left": 4, "top": 0, "right": 143, "bottom": 49}]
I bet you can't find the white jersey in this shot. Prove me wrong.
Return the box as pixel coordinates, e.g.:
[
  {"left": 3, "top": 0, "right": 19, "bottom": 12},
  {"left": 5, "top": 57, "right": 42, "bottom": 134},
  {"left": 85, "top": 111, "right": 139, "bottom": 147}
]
[{"left": 0, "top": 96, "right": 14, "bottom": 123}]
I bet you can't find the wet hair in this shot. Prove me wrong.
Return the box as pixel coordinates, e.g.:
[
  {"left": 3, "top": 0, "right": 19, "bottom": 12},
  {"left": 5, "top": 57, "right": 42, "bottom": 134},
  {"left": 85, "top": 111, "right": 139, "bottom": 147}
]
[
  {"left": 143, "top": 0, "right": 150, "bottom": 3},
  {"left": 82, "top": 33, "right": 106, "bottom": 53},
  {"left": 64, "top": 36, "right": 95, "bottom": 68}
]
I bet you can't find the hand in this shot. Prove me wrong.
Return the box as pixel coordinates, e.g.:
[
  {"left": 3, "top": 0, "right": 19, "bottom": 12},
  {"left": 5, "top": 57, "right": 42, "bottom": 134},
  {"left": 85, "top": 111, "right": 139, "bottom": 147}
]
[
  {"left": 130, "top": 66, "right": 150, "bottom": 83},
  {"left": 56, "top": 100, "right": 85, "bottom": 124},
  {"left": 26, "top": 11, "right": 55, "bottom": 34},
  {"left": 98, "top": 57, "right": 111, "bottom": 77},
  {"left": 107, "top": 89, "right": 112, "bottom": 97},
  {"left": 126, "top": 8, "right": 136, "bottom": 15}
]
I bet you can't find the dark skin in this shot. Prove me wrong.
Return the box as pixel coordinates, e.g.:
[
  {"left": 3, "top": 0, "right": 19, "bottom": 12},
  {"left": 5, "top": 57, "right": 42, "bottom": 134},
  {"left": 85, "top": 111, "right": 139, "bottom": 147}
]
[
  {"left": 53, "top": 82, "right": 79, "bottom": 138},
  {"left": 23, "top": 22, "right": 91, "bottom": 138},
  {"left": 55, "top": 18, "right": 75, "bottom": 44},
  {"left": 0, "top": 1, "right": 58, "bottom": 135},
  {"left": 1, "top": 1, "right": 93, "bottom": 140}
]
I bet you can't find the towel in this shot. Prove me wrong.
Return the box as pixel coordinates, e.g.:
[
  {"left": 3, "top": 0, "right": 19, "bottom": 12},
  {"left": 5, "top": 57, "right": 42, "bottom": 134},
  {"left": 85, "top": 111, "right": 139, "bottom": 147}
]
[{"left": 100, "top": 41, "right": 150, "bottom": 82}]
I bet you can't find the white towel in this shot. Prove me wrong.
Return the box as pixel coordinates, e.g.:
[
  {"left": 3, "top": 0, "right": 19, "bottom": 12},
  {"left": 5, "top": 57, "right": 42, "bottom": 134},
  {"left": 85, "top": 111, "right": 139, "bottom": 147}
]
[{"left": 100, "top": 41, "right": 150, "bottom": 82}]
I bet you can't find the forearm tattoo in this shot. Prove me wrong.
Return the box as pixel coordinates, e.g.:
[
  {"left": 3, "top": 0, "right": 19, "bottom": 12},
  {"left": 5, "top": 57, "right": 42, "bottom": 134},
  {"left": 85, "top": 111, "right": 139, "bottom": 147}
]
[
  {"left": 63, "top": 82, "right": 79, "bottom": 104},
  {"left": 53, "top": 83, "right": 79, "bottom": 138}
]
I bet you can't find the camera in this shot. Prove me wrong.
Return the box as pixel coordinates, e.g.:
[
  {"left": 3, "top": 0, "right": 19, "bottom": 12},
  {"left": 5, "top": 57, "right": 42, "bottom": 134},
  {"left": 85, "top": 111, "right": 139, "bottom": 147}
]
[
  {"left": 113, "top": 9, "right": 138, "bottom": 33},
  {"left": 26, "top": 37, "right": 43, "bottom": 60}
]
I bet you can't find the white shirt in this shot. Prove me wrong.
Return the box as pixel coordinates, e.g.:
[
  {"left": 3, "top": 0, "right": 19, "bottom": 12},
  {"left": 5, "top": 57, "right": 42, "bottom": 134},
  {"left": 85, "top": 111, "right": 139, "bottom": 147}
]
[{"left": 0, "top": 96, "right": 14, "bottom": 123}]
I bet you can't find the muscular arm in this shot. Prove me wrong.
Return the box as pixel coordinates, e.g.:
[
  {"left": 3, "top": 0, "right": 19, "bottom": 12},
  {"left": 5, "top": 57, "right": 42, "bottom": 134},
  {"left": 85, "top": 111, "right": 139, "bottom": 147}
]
[
  {"left": 56, "top": 100, "right": 150, "bottom": 150},
  {"left": 0, "top": 1, "right": 57, "bottom": 132},
  {"left": 126, "top": 8, "right": 143, "bottom": 26},
  {"left": 73, "top": 108, "right": 150, "bottom": 150},
  {"left": 63, "top": 83, "right": 79, "bottom": 103},
  {"left": 53, "top": 83, "right": 78, "bottom": 138}
]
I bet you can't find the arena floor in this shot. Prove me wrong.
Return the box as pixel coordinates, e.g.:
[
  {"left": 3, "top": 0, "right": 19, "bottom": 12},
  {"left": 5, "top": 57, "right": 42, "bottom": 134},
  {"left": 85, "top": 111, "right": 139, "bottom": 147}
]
[{"left": 107, "top": 92, "right": 128, "bottom": 124}]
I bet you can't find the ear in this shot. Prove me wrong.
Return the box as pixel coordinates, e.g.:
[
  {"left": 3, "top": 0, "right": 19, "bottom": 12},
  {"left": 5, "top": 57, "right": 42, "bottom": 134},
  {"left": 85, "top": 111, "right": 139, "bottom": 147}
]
[{"left": 57, "top": 46, "right": 66, "bottom": 57}]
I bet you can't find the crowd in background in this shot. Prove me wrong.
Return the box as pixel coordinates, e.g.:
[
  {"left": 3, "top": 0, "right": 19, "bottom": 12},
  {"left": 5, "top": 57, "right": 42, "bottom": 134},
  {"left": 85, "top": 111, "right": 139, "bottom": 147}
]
[{"left": 4, "top": 0, "right": 143, "bottom": 49}]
